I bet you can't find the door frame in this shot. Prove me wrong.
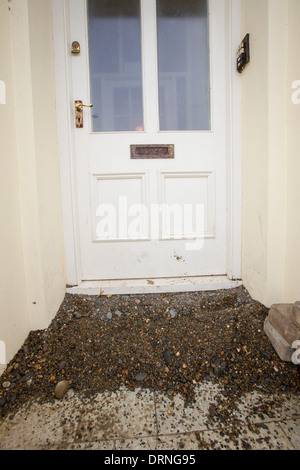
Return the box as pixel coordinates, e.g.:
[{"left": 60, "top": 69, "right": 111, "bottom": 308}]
[{"left": 52, "top": 0, "right": 242, "bottom": 290}]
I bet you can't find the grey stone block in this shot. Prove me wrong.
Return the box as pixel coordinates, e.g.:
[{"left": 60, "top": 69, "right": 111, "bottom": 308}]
[
  {"left": 294, "top": 301, "right": 300, "bottom": 324},
  {"left": 264, "top": 317, "right": 294, "bottom": 362},
  {"left": 263, "top": 302, "right": 300, "bottom": 362}
]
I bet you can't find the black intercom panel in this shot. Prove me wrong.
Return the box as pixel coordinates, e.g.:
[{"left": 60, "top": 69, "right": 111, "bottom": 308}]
[{"left": 237, "top": 34, "right": 250, "bottom": 73}]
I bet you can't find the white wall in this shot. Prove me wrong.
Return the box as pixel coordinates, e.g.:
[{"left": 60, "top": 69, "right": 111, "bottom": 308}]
[{"left": 0, "top": 0, "right": 66, "bottom": 370}]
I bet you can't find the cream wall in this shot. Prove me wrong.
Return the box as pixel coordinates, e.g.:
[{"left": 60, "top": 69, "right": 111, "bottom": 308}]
[
  {"left": 285, "top": 0, "right": 300, "bottom": 302},
  {"left": 0, "top": 0, "right": 29, "bottom": 372},
  {"left": 0, "top": 0, "right": 65, "bottom": 369},
  {"left": 241, "top": 0, "right": 300, "bottom": 306}
]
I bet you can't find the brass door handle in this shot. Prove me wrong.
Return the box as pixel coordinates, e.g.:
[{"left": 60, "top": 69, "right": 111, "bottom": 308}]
[
  {"left": 75, "top": 100, "right": 93, "bottom": 128},
  {"left": 75, "top": 101, "right": 93, "bottom": 112}
]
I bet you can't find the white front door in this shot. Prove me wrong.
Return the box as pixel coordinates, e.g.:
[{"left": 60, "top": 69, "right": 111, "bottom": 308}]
[{"left": 69, "top": 0, "right": 228, "bottom": 281}]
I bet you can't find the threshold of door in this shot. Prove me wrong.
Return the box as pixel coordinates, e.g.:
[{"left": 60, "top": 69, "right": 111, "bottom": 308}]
[{"left": 66, "top": 275, "right": 242, "bottom": 296}]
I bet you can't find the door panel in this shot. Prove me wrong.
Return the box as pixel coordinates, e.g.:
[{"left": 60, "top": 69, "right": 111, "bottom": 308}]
[{"left": 70, "top": 0, "right": 227, "bottom": 281}]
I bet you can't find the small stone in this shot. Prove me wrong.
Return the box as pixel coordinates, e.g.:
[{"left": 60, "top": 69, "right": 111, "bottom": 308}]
[
  {"left": 106, "top": 312, "right": 112, "bottom": 320},
  {"left": 74, "top": 313, "right": 82, "bottom": 319},
  {"left": 163, "top": 350, "right": 172, "bottom": 366},
  {"left": 115, "top": 310, "right": 123, "bottom": 316},
  {"left": 2, "top": 381, "right": 11, "bottom": 389},
  {"left": 135, "top": 299, "right": 141, "bottom": 305},
  {"left": 208, "top": 404, "right": 217, "bottom": 418},
  {"left": 54, "top": 380, "right": 69, "bottom": 399},
  {"left": 59, "top": 361, "right": 67, "bottom": 371},
  {"left": 168, "top": 309, "right": 176, "bottom": 317},
  {"left": 135, "top": 372, "right": 147, "bottom": 382},
  {"left": 260, "top": 351, "right": 272, "bottom": 361}
]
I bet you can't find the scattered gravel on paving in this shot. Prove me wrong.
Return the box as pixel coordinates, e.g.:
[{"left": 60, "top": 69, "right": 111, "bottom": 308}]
[{"left": 0, "top": 286, "right": 299, "bottom": 428}]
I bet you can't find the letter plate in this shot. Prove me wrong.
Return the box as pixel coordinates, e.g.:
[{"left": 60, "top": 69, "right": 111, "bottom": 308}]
[{"left": 130, "top": 144, "right": 174, "bottom": 159}]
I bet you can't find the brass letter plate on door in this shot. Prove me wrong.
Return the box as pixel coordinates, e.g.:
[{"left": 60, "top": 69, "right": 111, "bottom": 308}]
[{"left": 130, "top": 144, "right": 174, "bottom": 159}]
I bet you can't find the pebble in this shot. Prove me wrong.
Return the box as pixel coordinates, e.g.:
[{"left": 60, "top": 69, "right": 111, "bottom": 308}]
[
  {"left": 163, "top": 350, "right": 172, "bottom": 366},
  {"left": 54, "top": 380, "right": 69, "bottom": 399},
  {"left": 2, "top": 381, "right": 11, "bottom": 389},
  {"left": 168, "top": 309, "right": 176, "bottom": 317},
  {"left": 59, "top": 361, "right": 67, "bottom": 371},
  {"left": 208, "top": 404, "right": 217, "bottom": 418},
  {"left": 135, "top": 372, "right": 147, "bottom": 382}
]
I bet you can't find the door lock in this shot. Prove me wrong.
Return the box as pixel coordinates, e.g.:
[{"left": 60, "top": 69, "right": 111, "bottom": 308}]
[{"left": 75, "top": 100, "right": 93, "bottom": 128}]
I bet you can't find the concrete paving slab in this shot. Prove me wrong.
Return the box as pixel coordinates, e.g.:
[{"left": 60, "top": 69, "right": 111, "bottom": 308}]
[
  {"left": 156, "top": 432, "right": 201, "bottom": 450},
  {"left": 0, "top": 384, "right": 299, "bottom": 450},
  {"left": 279, "top": 418, "right": 300, "bottom": 450},
  {"left": 0, "top": 389, "right": 83, "bottom": 450},
  {"left": 199, "top": 421, "right": 294, "bottom": 450},
  {"left": 235, "top": 390, "right": 300, "bottom": 424},
  {"left": 75, "top": 387, "right": 156, "bottom": 443},
  {"left": 154, "top": 382, "right": 222, "bottom": 435},
  {"left": 115, "top": 436, "right": 158, "bottom": 450}
]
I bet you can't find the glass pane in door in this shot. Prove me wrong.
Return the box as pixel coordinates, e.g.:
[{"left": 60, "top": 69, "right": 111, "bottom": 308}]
[
  {"left": 88, "top": 0, "right": 144, "bottom": 132},
  {"left": 156, "top": 0, "right": 210, "bottom": 131}
]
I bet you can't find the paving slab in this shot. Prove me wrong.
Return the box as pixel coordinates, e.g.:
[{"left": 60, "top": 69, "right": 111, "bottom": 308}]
[
  {"left": 156, "top": 432, "right": 201, "bottom": 450},
  {"left": 199, "top": 421, "right": 294, "bottom": 450},
  {"left": 75, "top": 387, "right": 156, "bottom": 443},
  {"left": 0, "top": 385, "right": 299, "bottom": 450},
  {"left": 0, "top": 389, "right": 83, "bottom": 450},
  {"left": 115, "top": 436, "right": 158, "bottom": 450},
  {"left": 235, "top": 390, "right": 300, "bottom": 424},
  {"left": 279, "top": 418, "right": 300, "bottom": 450},
  {"left": 154, "top": 382, "right": 222, "bottom": 435}
]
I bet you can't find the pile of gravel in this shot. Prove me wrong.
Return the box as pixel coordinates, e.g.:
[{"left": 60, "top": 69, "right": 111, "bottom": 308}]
[{"left": 1, "top": 286, "right": 299, "bottom": 423}]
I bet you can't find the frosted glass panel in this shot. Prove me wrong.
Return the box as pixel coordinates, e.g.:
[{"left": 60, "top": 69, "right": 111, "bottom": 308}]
[
  {"left": 88, "top": 0, "right": 144, "bottom": 132},
  {"left": 157, "top": 0, "right": 210, "bottom": 131}
]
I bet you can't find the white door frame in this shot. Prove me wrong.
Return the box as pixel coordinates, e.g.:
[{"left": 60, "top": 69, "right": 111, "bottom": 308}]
[{"left": 52, "top": 0, "right": 242, "bottom": 293}]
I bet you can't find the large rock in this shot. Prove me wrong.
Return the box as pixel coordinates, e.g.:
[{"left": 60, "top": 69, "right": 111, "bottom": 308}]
[{"left": 264, "top": 302, "right": 300, "bottom": 362}]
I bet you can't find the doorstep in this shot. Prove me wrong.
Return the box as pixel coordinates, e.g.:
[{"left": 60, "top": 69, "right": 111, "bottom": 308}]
[{"left": 66, "top": 275, "right": 242, "bottom": 296}]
